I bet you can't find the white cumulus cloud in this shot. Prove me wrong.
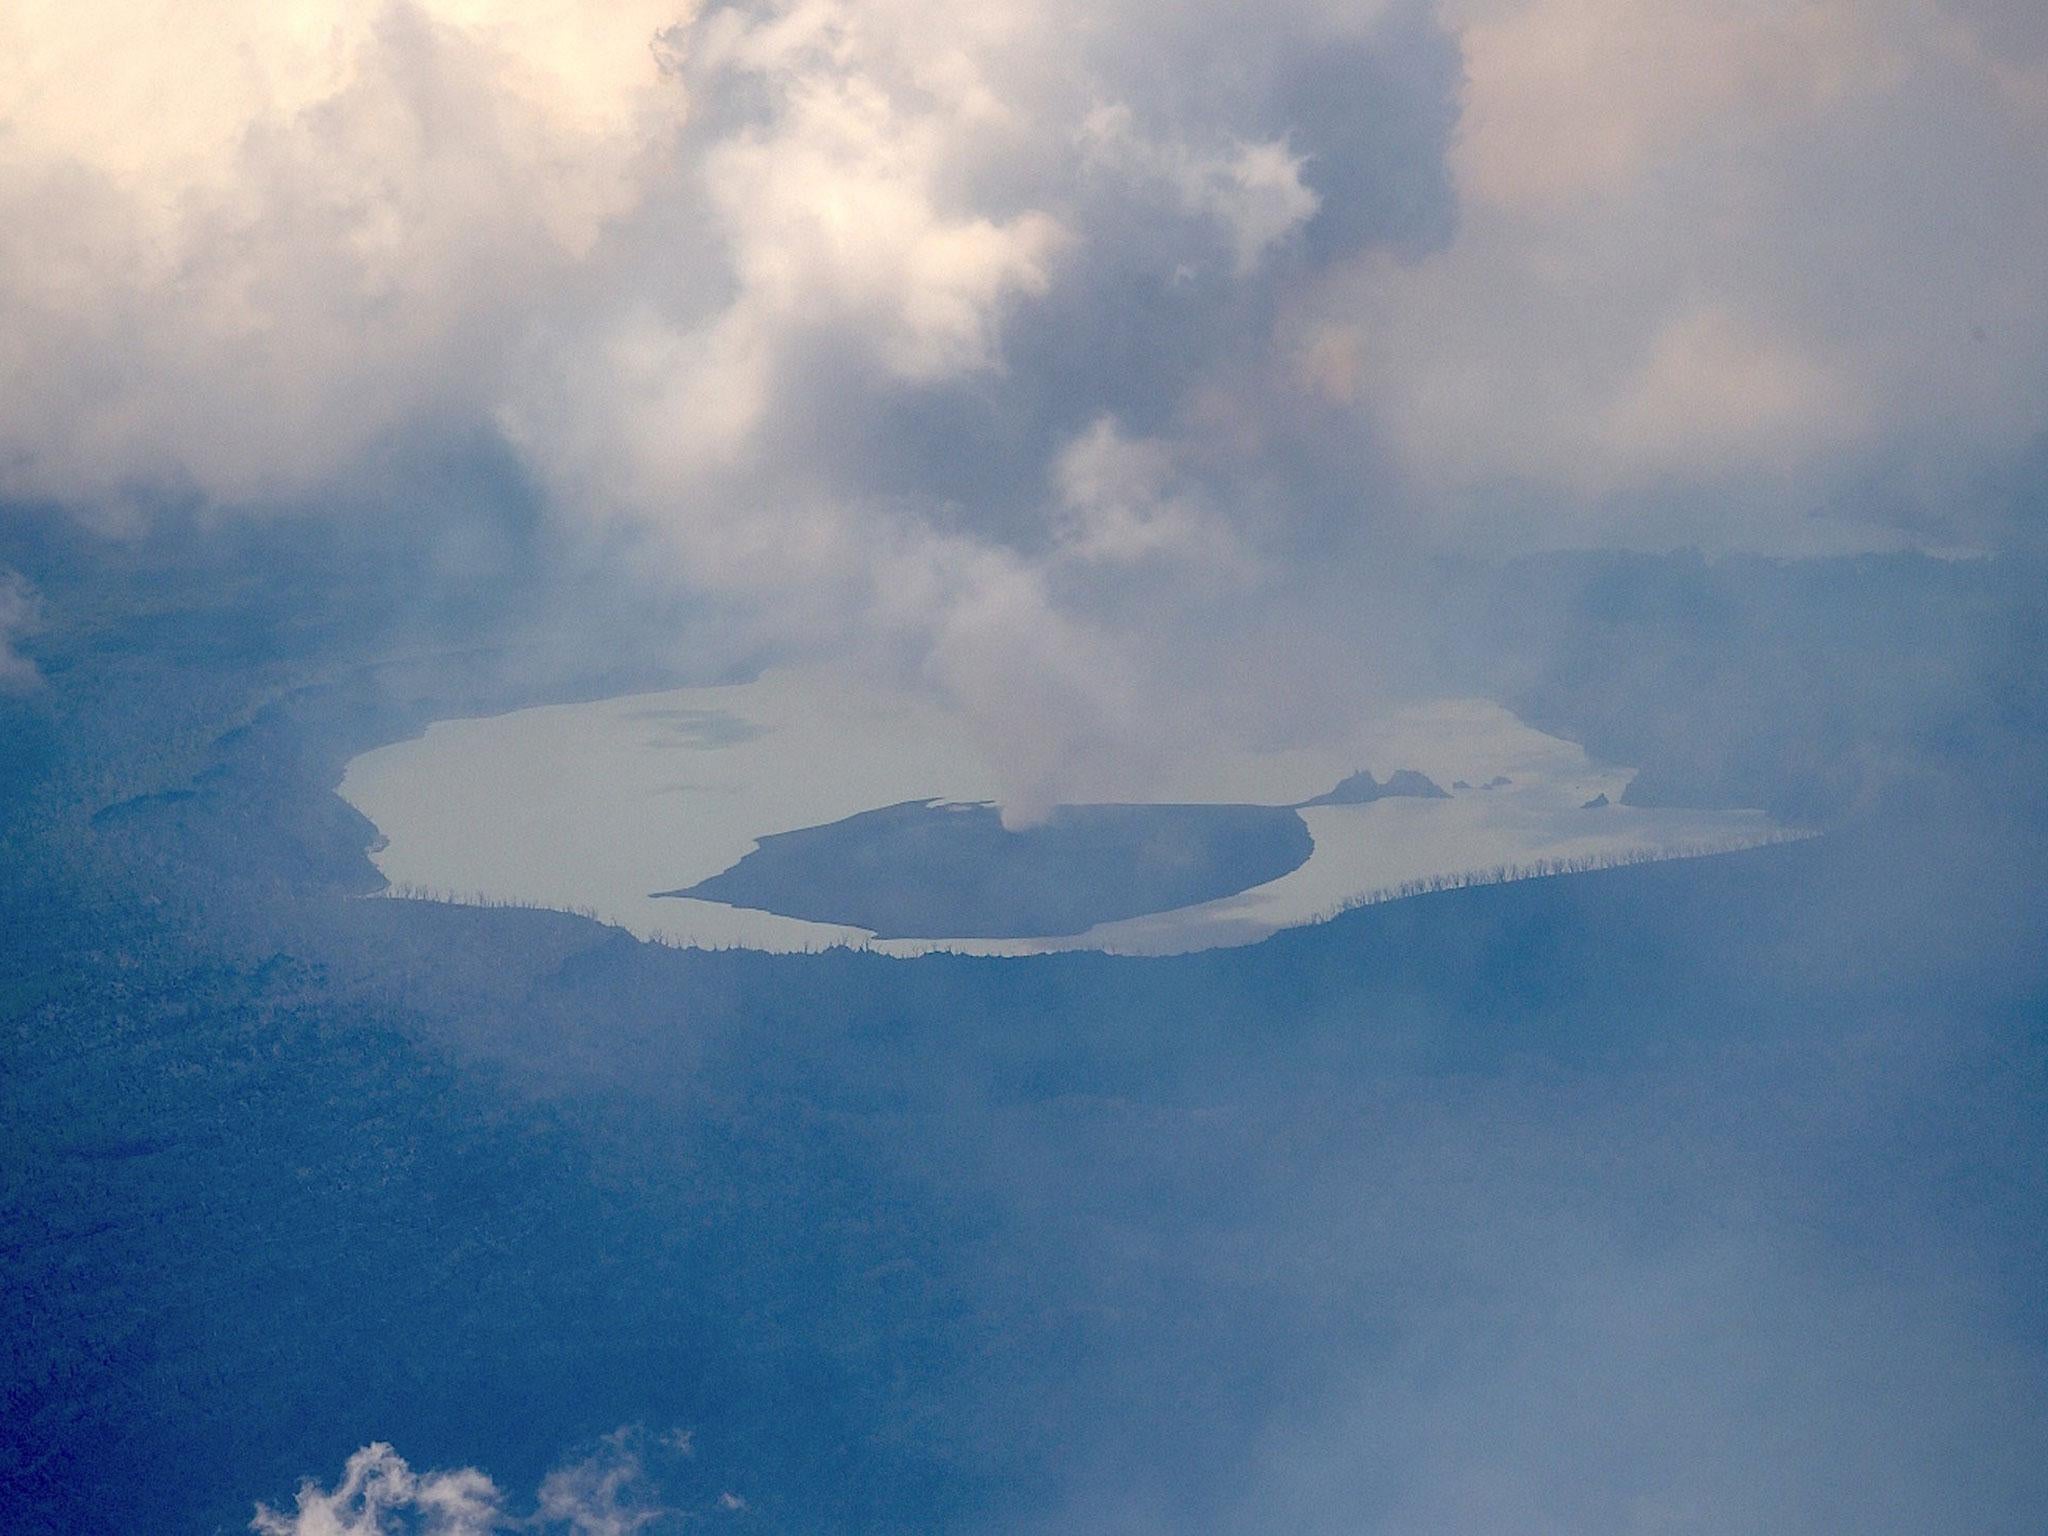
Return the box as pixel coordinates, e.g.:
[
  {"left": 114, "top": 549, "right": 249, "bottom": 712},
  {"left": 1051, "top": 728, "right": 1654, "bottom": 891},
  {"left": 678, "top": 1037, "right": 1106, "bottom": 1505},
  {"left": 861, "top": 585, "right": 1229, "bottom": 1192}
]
[{"left": 249, "top": 1429, "right": 711, "bottom": 1536}]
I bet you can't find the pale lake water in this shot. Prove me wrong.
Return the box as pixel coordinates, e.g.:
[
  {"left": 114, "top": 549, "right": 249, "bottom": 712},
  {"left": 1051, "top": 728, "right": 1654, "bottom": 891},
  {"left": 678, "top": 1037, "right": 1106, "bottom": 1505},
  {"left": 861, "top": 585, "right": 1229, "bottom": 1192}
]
[{"left": 337, "top": 665, "right": 1791, "bottom": 956}]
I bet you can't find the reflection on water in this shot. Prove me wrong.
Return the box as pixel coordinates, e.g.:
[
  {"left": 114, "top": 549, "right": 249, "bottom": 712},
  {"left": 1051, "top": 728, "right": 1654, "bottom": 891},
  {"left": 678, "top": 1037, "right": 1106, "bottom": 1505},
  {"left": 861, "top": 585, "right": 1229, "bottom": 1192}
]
[{"left": 338, "top": 665, "right": 1788, "bottom": 955}]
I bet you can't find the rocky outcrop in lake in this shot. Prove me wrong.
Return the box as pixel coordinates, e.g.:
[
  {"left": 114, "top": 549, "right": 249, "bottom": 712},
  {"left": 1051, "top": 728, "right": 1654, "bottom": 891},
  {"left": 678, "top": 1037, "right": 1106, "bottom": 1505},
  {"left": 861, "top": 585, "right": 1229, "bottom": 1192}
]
[{"left": 1299, "top": 768, "right": 1450, "bottom": 808}]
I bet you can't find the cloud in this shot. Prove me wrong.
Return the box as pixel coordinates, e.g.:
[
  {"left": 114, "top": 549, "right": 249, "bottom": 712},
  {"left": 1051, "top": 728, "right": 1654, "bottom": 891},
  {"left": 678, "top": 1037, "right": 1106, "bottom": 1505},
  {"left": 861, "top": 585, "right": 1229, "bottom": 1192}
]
[
  {"left": 480, "top": 0, "right": 1456, "bottom": 809},
  {"left": 0, "top": 0, "right": 1452, "bottom": 806},
  {"left": 1224, "top": 1235, "right": 2048, "bottom": 1536},
  {"left": 1294, "top": 0, "right": 2048, "bottom": 550},
  {"left": 0, "top": 1, "right": 680, "bottom": 513},
  {"left": 250, "top": 1429, "right": 712, "bottom": 1536},
  {"left": 250, "top": 1442, "right": 503, "bottom": 1536},
  {"left": 534, "top": 1428, "right": 665, "bottom": 1536},
  {"left": 1051, "top": 416, "right": 1240, "bottom": 566},
  {"left": 1449, "top": 0, "right": 1905, "bottom": 212},
  {"left": 3, "top": 0, "right": 2044, "bottom": 799},
  {"left": 1078, "top": 104, "right": 1319, "bottom": 276}
]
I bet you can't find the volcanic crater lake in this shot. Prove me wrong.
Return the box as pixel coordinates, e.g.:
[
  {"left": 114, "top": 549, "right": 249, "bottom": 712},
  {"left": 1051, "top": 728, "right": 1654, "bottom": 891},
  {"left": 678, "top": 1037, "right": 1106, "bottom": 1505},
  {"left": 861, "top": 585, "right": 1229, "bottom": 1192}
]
[{"left": 338, "top": 665, "right": 1788, "bottom": 955}]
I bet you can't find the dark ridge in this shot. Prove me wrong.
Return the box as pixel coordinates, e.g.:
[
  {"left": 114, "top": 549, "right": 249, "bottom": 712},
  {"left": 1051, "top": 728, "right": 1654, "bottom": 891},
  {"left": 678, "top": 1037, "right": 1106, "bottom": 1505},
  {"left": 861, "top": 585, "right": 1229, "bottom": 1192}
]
[{"left": 1298, "top": 767, "right": 1449, "bottom": 807}]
